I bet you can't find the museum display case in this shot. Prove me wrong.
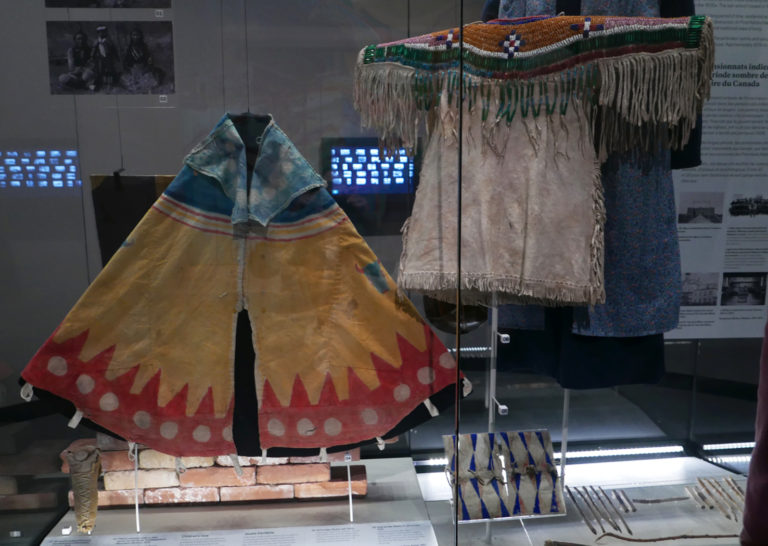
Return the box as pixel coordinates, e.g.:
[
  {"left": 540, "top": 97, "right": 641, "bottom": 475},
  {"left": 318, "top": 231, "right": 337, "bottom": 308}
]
[{"left": 0, "top": 1, "right": 765, "bottom": 544}]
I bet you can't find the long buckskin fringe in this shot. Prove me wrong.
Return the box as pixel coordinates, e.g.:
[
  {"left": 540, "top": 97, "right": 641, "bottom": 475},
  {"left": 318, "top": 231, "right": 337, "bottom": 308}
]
[{"left": 354, "top": 16, "right": 714, "bottom": 156}]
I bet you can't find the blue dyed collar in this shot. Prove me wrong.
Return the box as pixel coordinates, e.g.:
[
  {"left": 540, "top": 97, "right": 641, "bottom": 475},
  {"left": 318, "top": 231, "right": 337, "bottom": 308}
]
[{"left": 184, "top": 114, "right": 326, "bottom": 226}]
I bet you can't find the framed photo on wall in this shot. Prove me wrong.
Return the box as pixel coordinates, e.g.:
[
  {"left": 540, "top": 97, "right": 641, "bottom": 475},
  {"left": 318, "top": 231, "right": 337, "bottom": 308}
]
[{"left": 46, "top": 20, "right": 174, "bottom": 95}]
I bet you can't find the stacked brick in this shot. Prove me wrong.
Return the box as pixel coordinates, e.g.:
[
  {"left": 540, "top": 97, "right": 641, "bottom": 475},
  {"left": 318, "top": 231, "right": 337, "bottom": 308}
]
[{"left": 62, "top": 435, "right": 366, "bottom": 507}]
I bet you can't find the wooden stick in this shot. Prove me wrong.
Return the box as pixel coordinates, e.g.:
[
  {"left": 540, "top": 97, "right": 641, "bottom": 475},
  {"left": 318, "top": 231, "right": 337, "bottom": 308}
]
[
  {"left": 706, "top": 478, "right": 741, "bottom": 519},
  {"left": 566, "top": 486, "right": 597, "bottom": 536},
  {"left": 598, "top": 486, "right": 632, "bottom": 535},
  {"left": 612, "top": 489, "right": 630, "bottom": 513},
  {"left": 693, "top": 485, "right": 714, "bottom": 509},
  {"left": 684, "top": 486, "right": 706, "bottom": 510},
  {"left": 697, "top": 478, "right": 731, "bottom": 520},
  {"left": 575, "top": 486, "right": 606, "bottom": 534},
  {"left": 725, "top": 477, "right": 746, "bottom": 501},
  {"left": 618, "top": 489, "right": 637, "bottom": 512},
  {"left": 595, "top": 532, "right": 739, "bottom": 543},
  {"left": 630, "top": 497, "right": 688, "bottom": 504},
  {"left": 589, "top": 486, "right": 621, "bottom": 532}
]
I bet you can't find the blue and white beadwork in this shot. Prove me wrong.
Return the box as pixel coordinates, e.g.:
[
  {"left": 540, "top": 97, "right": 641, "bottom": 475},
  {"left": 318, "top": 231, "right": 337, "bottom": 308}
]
[
  {"left": 500, "top": 30, "right": 525, "bottom": 58},
  {"left": 443, "top": 430, "right": 565, "bottom": 521}
]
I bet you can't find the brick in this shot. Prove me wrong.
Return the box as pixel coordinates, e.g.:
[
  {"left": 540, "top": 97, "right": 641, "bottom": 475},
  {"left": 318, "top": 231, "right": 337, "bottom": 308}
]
[
  {"left": 0, "top": 476, "right": 18, "bottom": 495},
  {"left": 139, "top": 450, "right": 174, "bottom": 469},
  {"left": 104, "top": 469, "right": 179, "bottom": 491},
  {"left": 256, "top": 463, "right": 330, "bottom": 485},
  {"left": 220, "top": 485, "right": 294, "bottom": 502},
  {"left": 295, "top": 466, "right": 368, "bottom": 499},
  {"left": 215, "top": 456, "right": 289, "bottom": 467},
  {"left": 68, "top": 489, "right": 142, "bottom": 507},
  {"left": 289, "top": 448, "right": 360, "bottom": 464},
  {"left": 145, "top": 487, "right": 219, "bottom": 504},
  {"left": 139, "top": 449, "right": 215, "bottom": 469},
  {"left": 101, "top": 450, "right": 135, "bottom": 472},
  {"left": 180, "top": 456, "right": 215, "bottom": 468},
  {"left": 0, "top": 492, "right": 58, "bottom": 510},
  {"left": 179, "top": 466, "right": 255, "bottom": 488}
]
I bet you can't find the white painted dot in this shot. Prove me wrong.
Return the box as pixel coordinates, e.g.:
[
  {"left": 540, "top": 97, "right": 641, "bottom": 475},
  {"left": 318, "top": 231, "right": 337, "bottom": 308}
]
[
  {"left": 361, "top": 408, "right": 378, "bottom": 425},
  {"left": 324, "top": 418, "right": 342, "bottom": 436},
  {"left": 99, "top": 392, "right": 119, "bottom": 412},
  {"left": 222, "top": 426, "right": 233, "bottom": 442},
  {"left": 133, "top": 411, "right": 152, "bottom": 429},
  {"left": 393, "top": 384, "right": 411, "bottom": 402},
  {"left": 47, "top": 356, "right": 68, "bottom": 376},
  {"left": 297, "top": 418, "right": 316, "bottom": 436},
  {"left": 76, "top": 374, "right": 95, "bottom": 394},
  {"left": 417, "top": 367, "right": 436, "bottom": 385},
  {"left": 193, "top": 425, "right": 211, "bottom": 443},
  {"left": 160, "top": 421, "right": 178, "bottom": 440},
  {"left": 267, "top": 418, "right": 285, "bottom": 437},
  {"left": 439, "top": 352, "right": 456, "bottom": 369}
]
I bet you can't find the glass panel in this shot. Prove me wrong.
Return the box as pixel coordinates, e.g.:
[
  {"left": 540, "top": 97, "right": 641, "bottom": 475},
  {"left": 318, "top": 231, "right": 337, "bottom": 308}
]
[{"left": 0, "top": 0, "right": 764, "bottom": 543}]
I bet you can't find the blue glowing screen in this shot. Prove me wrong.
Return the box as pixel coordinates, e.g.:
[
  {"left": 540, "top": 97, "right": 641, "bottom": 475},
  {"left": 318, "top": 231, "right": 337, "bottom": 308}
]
[
  {"left": 328, "top": 145, "right": 415, "bottom": 195},
  {"left": 0, "top": 149, "right": 81, "bottom": 189}
]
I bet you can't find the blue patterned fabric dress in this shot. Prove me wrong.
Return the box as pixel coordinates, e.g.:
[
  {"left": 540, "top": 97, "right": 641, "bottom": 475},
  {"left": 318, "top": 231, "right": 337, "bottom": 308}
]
[
  {"left": 481, "top": 0, "right": 697, "bottom": 388},
  {"left": 495, "top": 0, "right": 681, "bottom": 337}
]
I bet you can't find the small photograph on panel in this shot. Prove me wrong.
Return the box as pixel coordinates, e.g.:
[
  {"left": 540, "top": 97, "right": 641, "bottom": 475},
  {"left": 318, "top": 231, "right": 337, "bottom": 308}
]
[
  {"left": 677, "top": 191, "right": 724, "bottom": 224},
  {"left": 47, "top": 21, "right": 174, "bottom": 95},
  {"left": 721, "top": 273, "right": 767, "bottom": 306},
  {"left": 729, "top": 194, "right": 768, "bottom": 217},
  {"left": 46, "top": 1, "right": 171, "bottom": 7},
  {"left": 681, "top": 272, "right": 720, "bottom": 306}
]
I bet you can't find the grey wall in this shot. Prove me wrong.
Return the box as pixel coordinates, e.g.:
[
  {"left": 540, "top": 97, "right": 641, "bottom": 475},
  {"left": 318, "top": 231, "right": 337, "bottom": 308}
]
[{"left": 0, "top": 0, "right": 484, "bottom": 408}]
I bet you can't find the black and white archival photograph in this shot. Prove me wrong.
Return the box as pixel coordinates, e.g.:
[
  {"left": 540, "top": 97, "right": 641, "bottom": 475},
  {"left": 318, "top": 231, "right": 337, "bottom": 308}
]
[
  {"left": 681, "top": 272, "right": 720, "bottom": 306},
  {"left": 47, "top": 21, "right": 174, "bottom": 95},
  {"left": 721, "top": 272, "right": 768, "bottom": 306},
  {"left": 677, "top": 191, "right": 724, "bottom": 224},
  {"left": 46, "top": 1, "right": 171, "bottom": 8},
  {"left": 729, "top": 194, "right": 768, "bottom": 217}
]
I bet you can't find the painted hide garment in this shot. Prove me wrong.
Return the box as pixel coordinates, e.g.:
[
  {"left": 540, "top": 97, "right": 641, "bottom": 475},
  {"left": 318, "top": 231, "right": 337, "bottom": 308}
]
[
  {"left": 494, "top": 0, "right": 691, "bottom": 338},
  {"left": 21, "top": 114, "right": 466, "bottom": 457},
  {"left": 487, "top": 0, "right": 696, "bottom": 391},
  {"left": 354, "top": 15, "right": 714, "bottom": 306}
]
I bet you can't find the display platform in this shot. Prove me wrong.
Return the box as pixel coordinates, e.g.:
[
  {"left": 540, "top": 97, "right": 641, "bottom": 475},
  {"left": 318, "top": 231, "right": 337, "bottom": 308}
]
[
  {"left": 44, "top": 458, "right": 434, "bottom": 542},
  {"left": 423, "top": 457, "right": 745, "bottom": 545},
  {"left": 42, "top": 521, "right": 437, "bottom": 546}
]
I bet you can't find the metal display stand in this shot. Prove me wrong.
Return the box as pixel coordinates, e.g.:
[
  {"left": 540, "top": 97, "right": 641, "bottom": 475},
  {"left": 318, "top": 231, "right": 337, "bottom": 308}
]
[{"left": 473, "top": 293, "right": 571, "bottom": 542}]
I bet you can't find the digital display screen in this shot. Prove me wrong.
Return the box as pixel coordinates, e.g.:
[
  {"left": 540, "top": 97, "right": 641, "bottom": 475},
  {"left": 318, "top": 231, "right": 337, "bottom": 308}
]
[
  {"left": 0, "top": 149, "right": 82, "bottom": 189},
  {"left": 320, "top": 137, "right": 420, "bottom": 236},
  {"left": 328, "top": 143, "right": 415, "bottom": 195}
]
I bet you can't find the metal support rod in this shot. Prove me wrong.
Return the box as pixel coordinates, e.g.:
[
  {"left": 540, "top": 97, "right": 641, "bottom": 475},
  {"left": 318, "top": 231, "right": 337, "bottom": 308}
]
[
  {"left": 483, "top": 293, "right": 499, "bottom": 544},
  {"left": 687, "top": 340, "right": 701, "bottom": 443},
  {"left": 560, "top": 389, "right": 570, "bottom": 485},
  {"left": 484, "top": 356, "right": 491, "bottom": 409},
  {"left": 346, "top": 454, "right": 354, "bottom": 523},
  {"left": 133, "top": 443, "right": 140, "bottom": 533},
  {"left": 489, "top": 293, "right": 499, "bottom": 433},
  {"left": 452, "top": 3, "right": 465, "bottom": 545}
]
